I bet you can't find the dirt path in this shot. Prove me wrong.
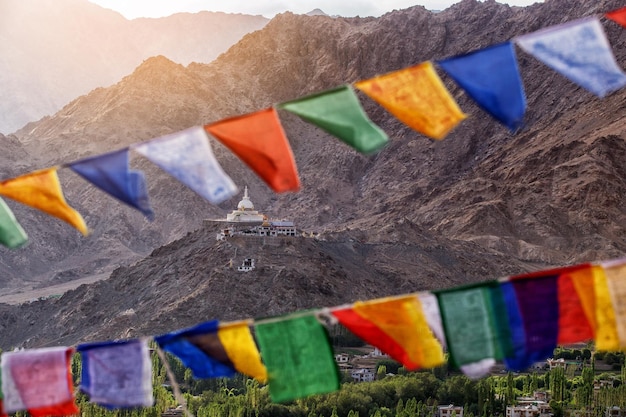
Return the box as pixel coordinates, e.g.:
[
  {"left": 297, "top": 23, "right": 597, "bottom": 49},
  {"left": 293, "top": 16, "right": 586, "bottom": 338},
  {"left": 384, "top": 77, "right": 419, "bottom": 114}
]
[{"left": 0, "top": 273, "right": 110, "bottom": 305}]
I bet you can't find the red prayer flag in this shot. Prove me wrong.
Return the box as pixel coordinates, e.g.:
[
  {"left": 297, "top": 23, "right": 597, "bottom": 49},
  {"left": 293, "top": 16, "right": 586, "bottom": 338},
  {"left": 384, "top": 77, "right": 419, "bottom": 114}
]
[
  {"left": 205, "top": 108, "right": 300, "bottom": 193},
  {"left": 606, "top": 7, "right": 626, "bottom": 27}
]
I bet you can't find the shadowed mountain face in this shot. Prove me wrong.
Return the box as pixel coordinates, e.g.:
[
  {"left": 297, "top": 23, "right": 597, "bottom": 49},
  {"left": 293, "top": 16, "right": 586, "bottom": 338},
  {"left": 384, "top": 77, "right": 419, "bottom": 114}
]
[
  {"left": 0, "top": 0, "right": 268, "bottom": 133},
  {"left": 2, "top": 0, "right": 626, "bottom": 347}
]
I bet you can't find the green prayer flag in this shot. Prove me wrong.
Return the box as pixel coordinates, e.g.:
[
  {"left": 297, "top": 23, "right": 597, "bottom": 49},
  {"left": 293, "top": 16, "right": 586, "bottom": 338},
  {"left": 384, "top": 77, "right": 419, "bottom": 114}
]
[
  {"left": 436, "top": 282, "right": 511, "bottom": 369},
  {"left": 0, "top": 197, "right": 27, "bottom": 249},
  {"left": 255, "top": 315, "right": 340, "bottom": 403},
  {"left": 278, "top": 85, "right": 388, "bottom": 154}
]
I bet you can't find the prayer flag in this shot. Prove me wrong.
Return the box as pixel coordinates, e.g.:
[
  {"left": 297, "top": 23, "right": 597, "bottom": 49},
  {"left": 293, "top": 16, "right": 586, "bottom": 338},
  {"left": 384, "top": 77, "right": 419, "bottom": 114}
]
[
  {"left": 0, "top": 168, "right": 88, "bottom": 235},
  {"left": 278, "top": 85, "right": 388, "bottom": 154},
  {"left": 557, "top": 265, "right": 595, "bottom": 344},
  {"left": 594, "top": 259, "right": 626, "bottom": 350},
  {"left": 515, "top": 17, "right": 626, "bottom": 98},
  {"left": 436, "top": 282, "right": 511, "bottom": 376},
  {"left": 500, "top": 281, "right": 528, "bottom": 372},
  {"left": 417, "top": 292, "right": 447, "bottom": 348},
  {"left": 504, "top": 264, "right": 593, "bottom": 371},
  {"left": 1, "top": 347, "right": 79, "bottom": 417},
  {"left": 155, "top": 320, "right": 267, "bottom": 382},
  {"left": 0, "top": 197, "right": 27, "bottom": 248},
  {"left": 606, "top": 6, "right": 626, "bottom": 27},
  {"left": 437, "top": 42, "right": 526, "bottom": 131},
  {"left": 77, "top": 339, "right": 153, "bottom": 409},
  {"left": 205, "top": 108, "right": 300, "bottom": 193},
  {"left": 355, "top": 61, "right": 467, "bottom": 140},
  {"left": 134, "top": 126, "right": 237, "bottom": 204},
  {"left": 254, "top": 315, "right": 339, "bottom": 403},
  {"left": 69, "top": 148, "right": 154, "bottom": 220},
  {"left": 332, "top": 295, "right": 444, "bottom": 370}
]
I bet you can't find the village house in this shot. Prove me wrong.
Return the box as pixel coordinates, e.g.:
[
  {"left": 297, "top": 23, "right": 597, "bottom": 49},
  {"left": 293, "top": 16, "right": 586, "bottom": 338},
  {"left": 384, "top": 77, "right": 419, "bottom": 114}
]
[
  {"left": 438, "top": 405, "right": 464, "bottom": 417},
  {"left": 350, "top": 367, "right": 375, "bottom": 382}
]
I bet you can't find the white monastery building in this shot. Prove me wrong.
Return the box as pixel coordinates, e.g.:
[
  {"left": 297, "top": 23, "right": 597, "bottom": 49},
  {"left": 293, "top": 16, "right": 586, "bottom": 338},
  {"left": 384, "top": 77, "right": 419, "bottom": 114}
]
[{"left": 213, "top": 186, "right": 297, "bottom": 240}]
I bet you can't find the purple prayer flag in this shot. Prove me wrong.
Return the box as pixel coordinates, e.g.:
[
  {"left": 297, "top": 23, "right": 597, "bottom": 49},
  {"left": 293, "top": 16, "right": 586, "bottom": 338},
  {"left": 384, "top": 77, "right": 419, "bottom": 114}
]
[{"left": 77, "top": 339, "right": 153, "bottom": 409}]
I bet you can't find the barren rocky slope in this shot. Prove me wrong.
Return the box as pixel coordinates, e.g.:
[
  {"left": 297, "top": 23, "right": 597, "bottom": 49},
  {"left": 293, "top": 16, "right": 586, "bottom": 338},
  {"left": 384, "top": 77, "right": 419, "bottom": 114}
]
[{"left": 1, "top": 0, "right": 626, "bottom": 347}]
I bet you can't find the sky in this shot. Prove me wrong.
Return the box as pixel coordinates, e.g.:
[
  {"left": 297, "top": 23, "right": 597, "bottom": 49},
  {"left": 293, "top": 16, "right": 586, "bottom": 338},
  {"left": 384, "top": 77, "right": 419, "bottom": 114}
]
[{"left": 88, "top": 0, "right": 544, "bottom": 19}]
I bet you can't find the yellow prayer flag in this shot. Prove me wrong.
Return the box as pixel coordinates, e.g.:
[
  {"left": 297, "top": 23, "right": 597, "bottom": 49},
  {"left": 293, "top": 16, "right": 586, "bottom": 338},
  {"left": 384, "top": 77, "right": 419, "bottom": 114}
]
[
  {"left": 0, "top": 168, "right": 88, "bottom": 236},
  {"left": 597, "top": 260, "right": 626, "bottom": 348},
  {"left": 593, "top": 263, "right": 620, "bottom": 350},
  {"left": 353, "top": 295, "right": 445, "bottom": 369},
  {"left": 219, "top": 322, "right": 268, "bottom": 383},
  {"left": 355, "top": 61, "right": 467, "bottom": 140}
]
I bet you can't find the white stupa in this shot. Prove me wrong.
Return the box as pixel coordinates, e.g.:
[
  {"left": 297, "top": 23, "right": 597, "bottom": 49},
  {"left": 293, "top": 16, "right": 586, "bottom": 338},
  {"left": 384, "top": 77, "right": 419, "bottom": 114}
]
[{"left": 225, "top": 186, "right": 265, "bottom": 223}]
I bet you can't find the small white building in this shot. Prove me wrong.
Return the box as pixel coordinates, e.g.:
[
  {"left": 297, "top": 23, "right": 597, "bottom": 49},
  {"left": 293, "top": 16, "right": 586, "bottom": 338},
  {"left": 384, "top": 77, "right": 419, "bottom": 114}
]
[
  {"left": 335, "top": 353, "right": 350, "bottom": 363},
  {"left": 350, "top": 368, "right": 375, "bottom": 382},
  {"left": 506, "top": 404, "right": 552, "bottom": 417},
  {"left": 438, "top": 405, "right": 464, "bottom": 417},
  {"left": 237, "top": 258, "right": 255, "bottom": 272},
  {"left": 606, "top": 407, "right": 626, "bottom": 417}
]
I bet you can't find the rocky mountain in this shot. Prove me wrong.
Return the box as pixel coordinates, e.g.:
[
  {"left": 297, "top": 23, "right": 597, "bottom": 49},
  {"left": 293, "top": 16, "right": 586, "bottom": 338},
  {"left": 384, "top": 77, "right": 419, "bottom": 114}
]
[
  {"left": 2, "top": 0, "right": 626, "bottom": 348},
  {"left": 0, "top": 0, "right": 268, "bottom": 133}
]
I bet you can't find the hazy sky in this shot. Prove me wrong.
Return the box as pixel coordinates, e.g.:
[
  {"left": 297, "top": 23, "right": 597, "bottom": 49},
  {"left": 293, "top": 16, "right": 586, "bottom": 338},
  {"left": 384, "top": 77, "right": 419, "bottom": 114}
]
[{"left": 88, "top": 0, "right": 543, "bottom": 19}]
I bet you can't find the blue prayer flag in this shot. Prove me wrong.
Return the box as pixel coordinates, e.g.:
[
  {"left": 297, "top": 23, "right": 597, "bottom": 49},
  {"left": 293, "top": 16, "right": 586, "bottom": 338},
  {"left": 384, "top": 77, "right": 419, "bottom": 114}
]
[
  {"left": 154, "top": 320, "right": 236, "bottom": 379},
  {"left": 437, "top": 42, "right": 526, "bottom": 131},
  {"left": 69, "top": 149, "right": 154, "bottom": 220}
]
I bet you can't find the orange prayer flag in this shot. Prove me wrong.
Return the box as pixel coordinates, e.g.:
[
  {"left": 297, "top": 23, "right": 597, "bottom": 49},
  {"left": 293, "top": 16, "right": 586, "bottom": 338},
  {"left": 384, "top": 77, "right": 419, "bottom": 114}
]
[
  {"left": 0, "top": 168, "right": 88, "bottom": 235},
  {"left": 355, "top": 61, "right": 467, "bottom": 140},
  {"left": 334, "top": 296, "right": 444, "bottom": 370},
  {"left": 606, "top": 7, "right": 626, "bottom": 28},
  {"left": 569, "top": 264, "right": 600, "bottom": 333},
  {"left": 205, "top": 108, "right": 300, "bottom": 193}
]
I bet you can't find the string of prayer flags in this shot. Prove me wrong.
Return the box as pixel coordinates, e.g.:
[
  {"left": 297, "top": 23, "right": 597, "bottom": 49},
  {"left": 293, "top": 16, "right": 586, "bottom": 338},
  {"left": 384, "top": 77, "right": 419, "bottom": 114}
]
[
  {"left": 0, "top": 198, "right": 28, "bottom": 248},
  {"left": 437, "top": 42, "right": 526, "bottom": 131},
  {"left": 77, "top": 339, "right": 153, "bottom": 409},
  {"left": 278, "top": 85, "right": 389, "bottom": 154},
  {"left": 606, "top": 6, "right": 626, "bottom": 27},
  {"left": 332, "top": 295, "right": 445, "bottom": 371},
  {"left": 133, "top": 126, "right": 238, "bottom": 204},
  {"left": 355, "top": 61, "right": 467, "bottom": 140},
  {"left": 154, "top": 320, "right": 267, "bottom": 382},
  {"left": 69, "top": 149, "right": 154, "bottom": 220},
  {"left": 0, "top": 168, "right": 88, "bottom": 236},
  {"left": 515, "top": 17, "right": 626, "bottom": 98},
  {"left": 254, "top": 314, "right": 339, "bottom": 403},
  {"left": 436, "top": 282, "right": 512, "bottom": 378},
  {"left": 205, "top": 108, "right": 300, "bottom": 193},
  {"left": 593, "top": 259, "right": 626, "bottom": 350},
  {"left": 1, "top": 347, "right": 79, "bottom": 417}
]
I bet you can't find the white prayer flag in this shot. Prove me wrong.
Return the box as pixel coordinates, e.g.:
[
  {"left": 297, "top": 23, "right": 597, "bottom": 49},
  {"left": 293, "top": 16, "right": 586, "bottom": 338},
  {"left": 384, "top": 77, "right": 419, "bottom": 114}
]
[
  {"left": 134, "top": 126, "right": 238, "bottom": 204},
  {"left": 516, "top": 16, "right": 626, "bottom": 97}
]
